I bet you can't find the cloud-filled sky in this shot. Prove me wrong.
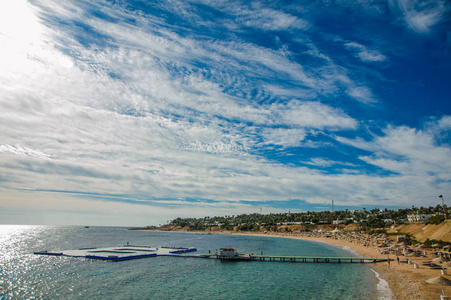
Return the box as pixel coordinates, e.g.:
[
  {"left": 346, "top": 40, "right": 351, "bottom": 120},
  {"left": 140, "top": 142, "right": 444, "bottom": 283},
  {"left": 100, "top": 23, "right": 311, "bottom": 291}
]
[{"left": 0, "top": 0, "right": 450, "bottom": 226}]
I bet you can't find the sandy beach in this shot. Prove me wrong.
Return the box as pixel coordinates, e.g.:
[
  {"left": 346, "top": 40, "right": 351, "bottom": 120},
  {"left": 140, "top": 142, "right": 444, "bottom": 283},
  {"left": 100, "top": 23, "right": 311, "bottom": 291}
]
[
  {"left": 287, "top": 234, "right": 451, "bottom": 300},
  {"left": 167, "top": 229, "right": 451, "bottom": 300}
]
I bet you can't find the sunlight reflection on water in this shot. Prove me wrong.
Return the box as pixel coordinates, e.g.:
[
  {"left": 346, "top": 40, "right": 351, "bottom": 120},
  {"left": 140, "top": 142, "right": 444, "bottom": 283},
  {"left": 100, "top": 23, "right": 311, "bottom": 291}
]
[{"left": 0, "top": 226, "right": 379, "bottom": 300}]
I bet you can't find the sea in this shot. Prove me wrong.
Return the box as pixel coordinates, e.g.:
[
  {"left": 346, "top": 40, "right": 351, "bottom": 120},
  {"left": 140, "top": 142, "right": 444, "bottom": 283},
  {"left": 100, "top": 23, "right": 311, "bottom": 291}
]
[{"left": 0, "top": 225, "right": 392, "bottom": 299}]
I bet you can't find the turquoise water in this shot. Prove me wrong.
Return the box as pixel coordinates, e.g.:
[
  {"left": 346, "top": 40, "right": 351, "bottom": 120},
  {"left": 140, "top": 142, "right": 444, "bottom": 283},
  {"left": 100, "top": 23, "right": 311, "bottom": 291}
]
[{"left": 0, "top": 225, "right": 380, "bottom": 299}]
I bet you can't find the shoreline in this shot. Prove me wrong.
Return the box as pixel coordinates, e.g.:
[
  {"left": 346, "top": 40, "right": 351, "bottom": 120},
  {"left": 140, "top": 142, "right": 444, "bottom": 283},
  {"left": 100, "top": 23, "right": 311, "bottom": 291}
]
[{"left": 148, "top": 229, "right": 451, "bottom": 300}]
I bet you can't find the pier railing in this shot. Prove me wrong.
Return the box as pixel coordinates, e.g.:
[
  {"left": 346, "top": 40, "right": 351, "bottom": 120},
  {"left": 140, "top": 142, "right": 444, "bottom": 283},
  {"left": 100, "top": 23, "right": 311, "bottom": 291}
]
[{"left": 200, "top": 254, "right": 389, "bottom": 263}]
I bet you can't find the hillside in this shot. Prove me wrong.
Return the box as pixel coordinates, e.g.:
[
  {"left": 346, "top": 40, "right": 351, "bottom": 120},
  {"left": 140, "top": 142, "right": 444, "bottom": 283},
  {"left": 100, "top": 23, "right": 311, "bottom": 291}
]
[
  {"left": 387, "top": 220, "right": 451, "bottom": 243},
  {"left": 154, "top": 221, "right": 451, "bottom": 243}
]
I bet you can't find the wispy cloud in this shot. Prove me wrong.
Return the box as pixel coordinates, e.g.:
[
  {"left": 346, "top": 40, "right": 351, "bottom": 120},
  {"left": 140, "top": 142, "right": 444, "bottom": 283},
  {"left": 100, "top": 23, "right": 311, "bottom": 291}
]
[
  {"left": 336, "top": 122, "right": 451, "bottom": 179},
  {"left": 274, "top": 100, "right": 358, "bottom": 129},
  {"left": 346, "top": 86, "right": 377, "bottom": 104},
  {"left": 0, "top": 145, "right": 51, "bottom": 159},
  {"left": 392, "top": 0, "right": 449, "bottom": 33},
  {"left": 344, "top": 42, "right": 387, "bottom": 62},
  {"left": 260, "top": 128, "right": 307, "bottom": 148},
  {"left": 235, "top": 5, "right": 310, "bottom": 31}
]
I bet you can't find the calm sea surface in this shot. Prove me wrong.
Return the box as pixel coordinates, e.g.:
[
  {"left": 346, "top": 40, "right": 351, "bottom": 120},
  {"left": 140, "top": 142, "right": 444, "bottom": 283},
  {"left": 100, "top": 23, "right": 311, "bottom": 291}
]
[{"left": 0, "top": 225, "right": 382, "bottom": 299}]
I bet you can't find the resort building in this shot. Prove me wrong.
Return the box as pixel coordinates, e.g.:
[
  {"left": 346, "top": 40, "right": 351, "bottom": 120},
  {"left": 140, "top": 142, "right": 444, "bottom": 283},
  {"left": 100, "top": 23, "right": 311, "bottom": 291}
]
[
  {"left": 332, "top": 220, "right": 345, "bottom": 225},
  {"left": 407, "top": 214, "right": 432, "bottom": 222}
]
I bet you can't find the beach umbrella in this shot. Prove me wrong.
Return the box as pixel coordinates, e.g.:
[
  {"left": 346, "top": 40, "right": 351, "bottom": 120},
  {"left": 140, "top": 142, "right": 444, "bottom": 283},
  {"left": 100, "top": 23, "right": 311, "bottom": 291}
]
[
  {"left": 425, "top": 276, "right": 451, "bottom": 286},
  {"left": 432, "top": 243, "right": 443, "bottom": 248},
  {"left": 433, "top": 257, "right": 448, "bottom": 263}
]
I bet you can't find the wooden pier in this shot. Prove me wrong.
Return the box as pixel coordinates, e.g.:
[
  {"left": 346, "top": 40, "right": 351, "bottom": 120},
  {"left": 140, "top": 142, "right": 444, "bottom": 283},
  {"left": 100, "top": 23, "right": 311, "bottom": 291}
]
[
  {"left": 34, "top": 245, "right": 389, "bottom": 264},
  {"left": 200, "top": 254, "right": 389, "bottom": 264}
]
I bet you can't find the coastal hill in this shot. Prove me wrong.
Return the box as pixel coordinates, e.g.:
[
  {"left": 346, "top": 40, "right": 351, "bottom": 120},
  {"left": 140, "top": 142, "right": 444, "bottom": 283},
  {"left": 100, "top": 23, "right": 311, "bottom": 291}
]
[{"left": 387, "top": 219, "right": 451, "bottom": 243}]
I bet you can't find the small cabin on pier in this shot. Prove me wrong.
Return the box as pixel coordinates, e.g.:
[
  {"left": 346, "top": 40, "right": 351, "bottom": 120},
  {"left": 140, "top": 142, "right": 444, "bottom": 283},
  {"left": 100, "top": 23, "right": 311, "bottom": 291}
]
[{"left": 219, "top": 247, "right": 239, "bottom": 257}]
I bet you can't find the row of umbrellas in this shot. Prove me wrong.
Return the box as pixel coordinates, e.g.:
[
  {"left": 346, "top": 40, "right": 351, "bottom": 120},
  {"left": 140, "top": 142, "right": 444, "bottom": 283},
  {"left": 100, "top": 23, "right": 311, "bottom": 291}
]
[
  {"left": 425, "top": 251, "right": 451, "bottom": 288},
  {"left": 301, "top": 229, "right": 451, "bottom": 288},
  {"left": 426, "top": 276, "right": 451, "bottom": 286}
]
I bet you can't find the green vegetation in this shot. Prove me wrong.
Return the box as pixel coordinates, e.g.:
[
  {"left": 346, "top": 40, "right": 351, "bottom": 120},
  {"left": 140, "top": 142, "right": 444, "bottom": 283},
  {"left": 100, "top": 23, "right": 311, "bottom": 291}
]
[
  {"left": 167, "top": 205, "right": 448, "bottom": 231},
  {"left": 426, "top": 214, "right": 445, "bottom": 225}
]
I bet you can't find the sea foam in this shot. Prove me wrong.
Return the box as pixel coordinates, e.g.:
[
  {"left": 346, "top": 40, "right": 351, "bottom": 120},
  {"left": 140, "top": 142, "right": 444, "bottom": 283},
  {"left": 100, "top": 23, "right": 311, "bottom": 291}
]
[{"left": 371, "top": 268, "right": 395, "bottom": 300}]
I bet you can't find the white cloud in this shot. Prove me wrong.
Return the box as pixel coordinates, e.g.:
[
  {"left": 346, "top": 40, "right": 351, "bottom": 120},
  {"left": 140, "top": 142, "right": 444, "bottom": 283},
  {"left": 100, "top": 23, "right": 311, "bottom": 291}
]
[
  {"left": 392, "top": 0, "right": 449, "bottom": 33},
  {"left": 347, "top": 86, "right": 377, "bottom": 104},
  {"left": 437, "top": 115, "right": 451, "bottom": 130},
  {"left": 274, "top": 100, "right": 358, "bottom": 129},
  {"left": 195, "top": 1, "right": 309, "bottom": 31},
  {"left": 344, "top": 42, "right": 387, "bottom": 62},
  {"left": 237, "top": 7, "right": 309, "bottom": 31},
  {"left": 261, "top": 128, "right": 307, "bottom": 148},
  {"left": 0, "top": 145, "right": 51, "bottom": 159},
  {"left": 336, "top": 124, "right": 451, "bottom": 179}
]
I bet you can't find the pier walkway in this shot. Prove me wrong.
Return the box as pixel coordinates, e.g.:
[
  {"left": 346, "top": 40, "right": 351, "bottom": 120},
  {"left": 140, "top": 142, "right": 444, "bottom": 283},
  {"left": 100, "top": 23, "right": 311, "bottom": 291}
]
[
  {"left": 199, "top": 254, "right": 389, "bottom": 263},
  {"left": 34, "top": 245, "right": 389, "bottom": 263}
]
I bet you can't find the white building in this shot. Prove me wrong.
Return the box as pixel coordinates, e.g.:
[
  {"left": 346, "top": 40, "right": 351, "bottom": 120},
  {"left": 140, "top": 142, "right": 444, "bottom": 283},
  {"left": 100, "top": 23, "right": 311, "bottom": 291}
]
[
  {"left": 407, "top": 214, "right": 432, "bottom": 222},
  {"left": 219, "top": 247, "right": 239, "bottom": 257},
  {"left": 332, "top": 220, "right": 345, "bottom": 225}
]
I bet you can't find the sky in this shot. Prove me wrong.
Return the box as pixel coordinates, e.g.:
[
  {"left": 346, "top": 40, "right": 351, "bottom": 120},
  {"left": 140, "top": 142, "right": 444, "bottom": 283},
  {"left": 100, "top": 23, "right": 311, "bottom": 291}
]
[{"left": 0, "top": 0, "right": 450, "bottom": 226}]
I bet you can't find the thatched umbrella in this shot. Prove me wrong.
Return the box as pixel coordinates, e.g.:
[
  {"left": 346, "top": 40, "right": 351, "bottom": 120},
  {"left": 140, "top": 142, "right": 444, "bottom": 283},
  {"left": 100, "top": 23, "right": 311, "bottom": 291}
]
[
  {"left": 331, "top": 228, "right": 341, "bottom": 234},
  {"left": 425, "top": 276, "right": 451, "bottom": 286},
  {"left": 442, "top": 261, "right": 451, "bottom": 269},
  {"left": 433, "top": 256, "right": 448, "bottom": 263}
]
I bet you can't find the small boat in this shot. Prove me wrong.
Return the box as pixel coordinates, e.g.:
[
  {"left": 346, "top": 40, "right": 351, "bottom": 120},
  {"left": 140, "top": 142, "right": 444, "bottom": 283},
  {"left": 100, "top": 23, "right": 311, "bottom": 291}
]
[{"left": 85, "top": 226, "right": 90, "bottom": 228}]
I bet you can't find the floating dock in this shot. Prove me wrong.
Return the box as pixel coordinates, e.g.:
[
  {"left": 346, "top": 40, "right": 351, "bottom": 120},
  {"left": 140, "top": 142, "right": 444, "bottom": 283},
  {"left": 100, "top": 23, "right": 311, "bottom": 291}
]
[{"left": 34, "top": 245, "right": 197, "bottom": 261}]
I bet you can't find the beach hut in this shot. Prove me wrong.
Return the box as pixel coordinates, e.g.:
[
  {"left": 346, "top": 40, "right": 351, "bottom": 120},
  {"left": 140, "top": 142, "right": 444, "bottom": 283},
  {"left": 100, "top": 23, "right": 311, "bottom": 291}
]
[
  {"left": 425, "top": 276, "right": 451, "bottom": 286},
  {"left": 219, "top": 247, "right": 239, "bottom": 258}
]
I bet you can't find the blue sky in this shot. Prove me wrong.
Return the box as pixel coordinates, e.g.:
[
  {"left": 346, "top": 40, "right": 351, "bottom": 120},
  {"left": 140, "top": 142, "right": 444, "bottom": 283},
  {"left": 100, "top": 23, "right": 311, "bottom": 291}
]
[{"left": 0, "top": 0, "right": 450, "bottom": 226}]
